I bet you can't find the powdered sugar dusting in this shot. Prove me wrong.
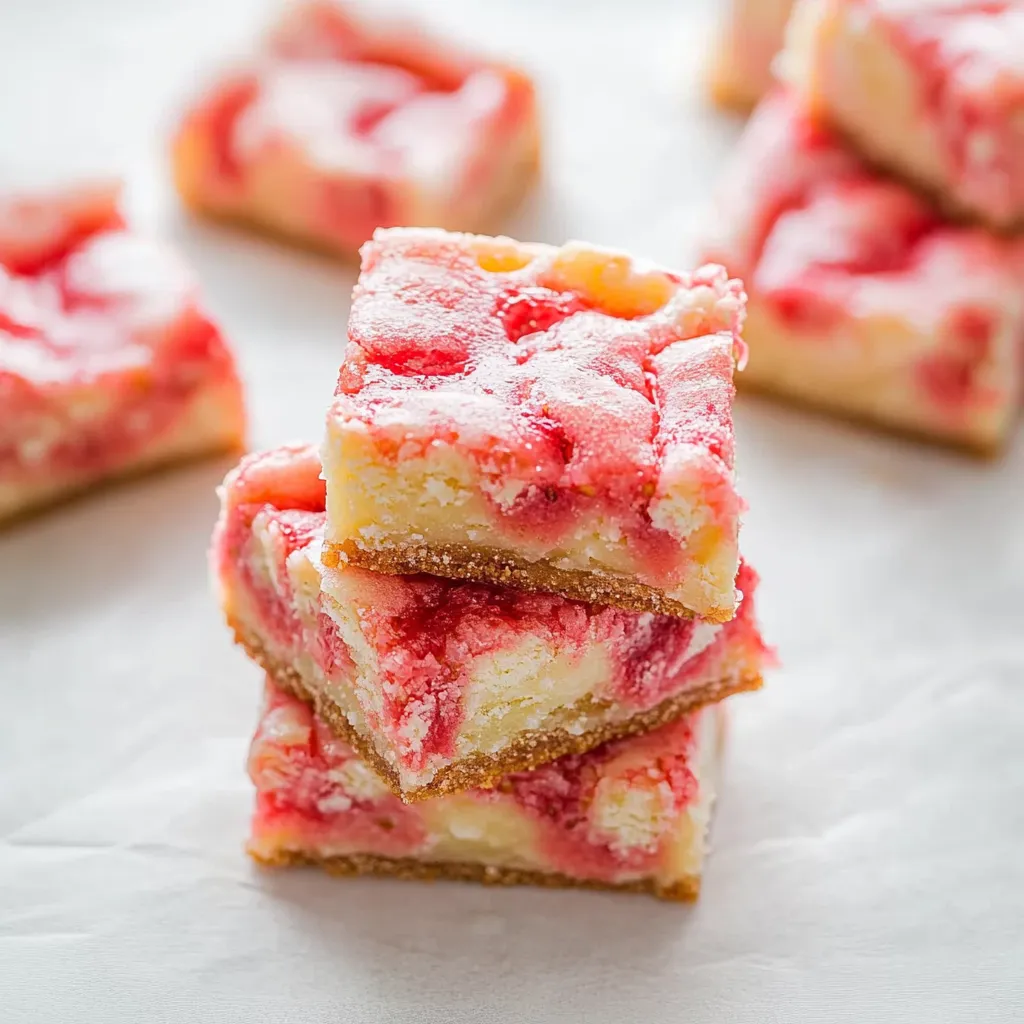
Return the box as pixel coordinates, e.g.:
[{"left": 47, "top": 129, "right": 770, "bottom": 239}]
[{"left": 331, "top": 228, "right": 745, "bottom": 583}]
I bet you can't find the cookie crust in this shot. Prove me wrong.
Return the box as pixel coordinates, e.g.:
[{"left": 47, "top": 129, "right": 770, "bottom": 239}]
[
  {"left": 322, "top": 539, "right": 735, "bottom": 622},
  {"left": 249, "top": 846, "right": 701, "bottom": 902}
]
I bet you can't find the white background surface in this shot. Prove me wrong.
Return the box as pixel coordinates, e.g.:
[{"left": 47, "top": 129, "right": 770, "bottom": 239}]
[{"left": 1, "top": 1, "right": 1022, "bottom": 1021}]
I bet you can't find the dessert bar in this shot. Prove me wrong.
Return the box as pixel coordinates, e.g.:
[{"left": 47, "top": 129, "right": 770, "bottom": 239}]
[
  {"left": 214, "top": 445, "right": 767, "bottom": 799},
  {"left": 173, "top": 0, "right": 539, "bottom": 256},
  {"left": 786, "top": 0, "right": 1024, "bottom": 230},
  {"left": 249, "top": 678, "right": 726, "bottom": 901},
  {"left": 0, "top": 182, "right": 245, "bottom": 524},
  {"left": 703, "top": 90, "right": 1024, "bottom": 452},
  {"left": 323, "top": 227, "right": 748, "bottom": 620}
]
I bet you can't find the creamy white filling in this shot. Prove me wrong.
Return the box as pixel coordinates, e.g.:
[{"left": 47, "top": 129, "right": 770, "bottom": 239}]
[
  {"left": 739, "top": 300, "right": 1019, "bottom": 447},
  {"left": 588, "top": 776, "right": 679, "bottom": 855},
  {"left": 322, "top": 419, "right": 738, "bottom": 615},
  {"left": 684, "top": 620, "right": 723, "bottom": 662}
]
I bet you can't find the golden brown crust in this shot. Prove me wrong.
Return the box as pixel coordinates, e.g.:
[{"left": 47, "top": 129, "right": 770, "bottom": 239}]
[
  {"left": 735, "top": 374, "right": 1007, "bottom": 458},
  {"left": 229, "top": 617, "right": 762, "bottom": 802},
  {"left": 249, "top": 846, "right": 701, "bottom": 902},
  {"left": 322, "top": 540, "right": 734, "bottom": 623}
]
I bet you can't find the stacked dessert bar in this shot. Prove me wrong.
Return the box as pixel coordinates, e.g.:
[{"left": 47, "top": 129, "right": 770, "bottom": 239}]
[
  {"left": 212, "top": 227, "right": 770, "bottom": 900},
  {"left": 705, "top": 0, "right": 1024, "bottom": 454}
]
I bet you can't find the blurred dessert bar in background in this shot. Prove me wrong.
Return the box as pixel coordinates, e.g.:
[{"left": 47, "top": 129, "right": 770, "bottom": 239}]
[
  {"left": 786, "top": 0, "right": 1024, "bottom": 231},
  {"left": 213, "top": 444, "right": 766, "bottom": 800},
  {"left": 0, "top": 182, "right": 245, "bottom": 524},
  {"left": 703, "top": 90, "right": 1024, "bottom": 453},
  {"left": 172, "top": 0, "right": 539, "bottom": 256},
  {"left": 322, "top": 227, "right": 748, "bottom": 621},
  {"left": 708, "top": 0, "right": 794, "bottom": 110},
  {"left": 249, "top": 677, "right": 727, "bottom": 902}
]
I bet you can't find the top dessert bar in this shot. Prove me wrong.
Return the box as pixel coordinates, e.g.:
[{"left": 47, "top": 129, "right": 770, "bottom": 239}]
[
  {"left": 786, "top": 0, "right": 1024, "bottom": 230},
  {"left": 172, "top": 0, "right": 539, "bottom": 256},
  {"left": 0, "top": 182, "right": 245, "bottom": 524},
  {"left": 322, "top": 228, "right": 748, "bottom": 621},
  {"left": 708, "top": 0, "right": 795, "bottom": 111}
]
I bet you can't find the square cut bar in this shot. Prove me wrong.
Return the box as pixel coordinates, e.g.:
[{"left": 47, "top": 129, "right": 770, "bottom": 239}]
[
  {"left": 172, "top": 0, "right": 539, "bottom": 257},
  {"left": 214, "top": 445, "right": 767, "bottom": 800},
  {"left": 0, "top": 182, "right": 245, "bottom": 524},
  {"left": 785, "top": 0, "right": 1024, "bottom": 230},
  {"left": 249, "top": 678, "right": 726, "bottom": 901},
  {"left": 322, "top": 227, "right": 748, "bottom": 621},
  {"left": 702, "top": 90, "right": 1024, "bottom": 453},
  {"left": 708, "top": 0, "right": 795, "bottom": 111}
]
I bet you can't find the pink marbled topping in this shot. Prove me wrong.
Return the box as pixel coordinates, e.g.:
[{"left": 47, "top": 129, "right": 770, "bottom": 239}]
[
  {"left": 333, "top": 229, "right": 744, "bottom": 585},
  {"left": 501, "top": 716, "right": 700, "bottom": 877}
]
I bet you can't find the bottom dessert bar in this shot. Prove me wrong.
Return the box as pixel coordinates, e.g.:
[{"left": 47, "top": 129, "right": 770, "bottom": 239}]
[{"left": 249, "top": 679, "right": 727, "bottom": 901}]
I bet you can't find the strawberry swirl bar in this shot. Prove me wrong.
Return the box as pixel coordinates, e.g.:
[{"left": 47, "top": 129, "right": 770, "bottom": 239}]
[
  {"left": 0, "top": 182, "right": 245, "bottom": 524},
  {"left": 786, "top": 0, "right": 1024, "bottom": 230},
  {"left": 249, "top": 678, "right": 726, "bottom": 901},
  {"left": 709, "top": 0, "right": 795, "bottom": 111},
  {"left": 703, "top": 90, "right": 1024, "bottom": 452},
  {"left": 172, "top": 0, "right": 539, "bottom": 257},
  {"left": 214, "top": 445, "right": 767, "bottom": 800},
  {"left": 322, "top": 227, "right": 748, "bottom": 621}
]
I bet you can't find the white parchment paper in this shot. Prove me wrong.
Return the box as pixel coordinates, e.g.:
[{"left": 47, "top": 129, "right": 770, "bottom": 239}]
[{"left": 1, "top": 1, "right": 1022, "bottom": 1021}]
